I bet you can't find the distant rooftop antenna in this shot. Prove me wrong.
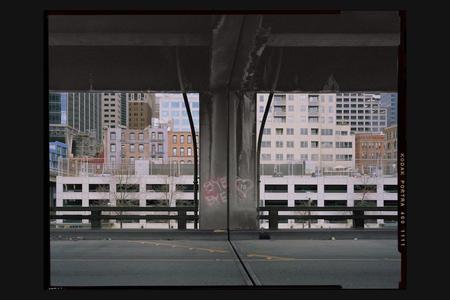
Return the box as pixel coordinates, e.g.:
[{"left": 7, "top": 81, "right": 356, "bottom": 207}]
[
  {"left": 89, "top": 72, "right": 94, "bottom": 90},
  {"left": 322, "top": 74, "right": 340, "bottom": 92}
]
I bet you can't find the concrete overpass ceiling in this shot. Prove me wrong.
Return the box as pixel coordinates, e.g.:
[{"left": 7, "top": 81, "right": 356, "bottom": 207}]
[{"left": 48, "top": 12, "right": 401, "bottom": 92}]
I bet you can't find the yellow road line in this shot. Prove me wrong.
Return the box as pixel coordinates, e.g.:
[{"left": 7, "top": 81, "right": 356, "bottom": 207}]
[{"left": 128, "top": 240, "right": 229, "bottom": 253}]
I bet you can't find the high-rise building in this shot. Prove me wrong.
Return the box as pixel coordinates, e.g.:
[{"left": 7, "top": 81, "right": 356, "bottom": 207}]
[
  {"left": 101, "top": 92, "right": 123, "bottom": 130},
  {"left": 335, "top": 93, "right": 388, "bottom": 133},
  {"left": 167, "top": 131, "right": 199, "bottom": 164},
  {"left": 128, "top": 92, "right": 153, "bottom": 130},
  {"left": 158, "top": 93, "right": 199, "bottom": 132},
  {"left": 257, "top": 93, "right": 355, "bottom": 172},
  {"left": 380, "top": 93, "right": 398, "bottom": 127},
  {"left": 49, "top": 91, "right": 102, "bottom": 142},
  {"left": 354, "top": 133, "right": 385, "bottom": 175}
]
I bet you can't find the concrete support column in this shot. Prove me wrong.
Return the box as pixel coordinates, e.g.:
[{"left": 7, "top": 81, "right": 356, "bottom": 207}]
[
  {"left": 199, "top": 91, "right": 258, "bottom": 230},
  {"left": 228, "top": 91, "right": 257, "bottom": 230}
]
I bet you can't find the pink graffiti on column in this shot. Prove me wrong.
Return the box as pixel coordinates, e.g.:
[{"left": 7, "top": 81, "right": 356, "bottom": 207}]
[
  {"left": 235, "top": 177, "right": 253, "bottom": 201},
  {"left": 203, "top": 176, "right": 227, "bottom": 207}
]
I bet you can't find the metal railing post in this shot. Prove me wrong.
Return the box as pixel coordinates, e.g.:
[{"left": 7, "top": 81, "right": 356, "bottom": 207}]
[
  {"left": 178, "top": 210, "right": 187, "bottom": 230},
  {"left": 353, "top": 208, "right": 364, "bottom": 229},
  {"left": 91, "top": 209, "right": 101, "bottom": 229},
  {"left": 268, "top": 209, "right": 278, "bottom": 229}
]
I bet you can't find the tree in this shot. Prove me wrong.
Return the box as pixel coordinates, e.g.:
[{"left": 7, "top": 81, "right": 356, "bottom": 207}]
[
  {"left": 354, "top": 174, "right": 377, "bottom": 228},
  {"left": 157, "top": 176, "right": 185, "bottom": 229},
  {"left": 109, "top": 162, "right": 137, "bottom": 229}
]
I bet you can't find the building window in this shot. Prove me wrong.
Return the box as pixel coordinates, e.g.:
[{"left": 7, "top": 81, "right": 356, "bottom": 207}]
[
  {"left": 130, "top": 144, "right": 135, "bottom": 152},
  {"left": 311, "top": 141, "right": 319, "bottom": 148},
  {"left": 311, "top": 128, "right": 319, "bottom": 135},
  {"left": 287, "top": 128, "right": 294, "bottom": 135},
  {"left": 173, "top": 135, "right": 177, "bottom": 144},
  {"left": 336, "top": 154, "right": 353, "bottom": 161},
  {"left": 172, "top": 147, "right": 177, "bottom": 156},
  {"left": 286, "top": 141, "right": 294, "bottom": 148},
  {"left": 300, "top": 141, "right": 308, "bottom": 148},
  {"left": 300, "top": 154, "right": 308, "bottom": 160},
  {"left": 261, "top": 154, "right": 271, "bottom": 161},
  {"left": 89, "top": 184, "right": 110, "bottom": 192},
  {"left": 263, "top": 128, "right": 271, "bottom": 135},
  {"left": 265, "top": 184, "right": 288, "bottom": 193},
  {"left": 321, "top": 141, "right": 333, "bottom": 148},
  {"left": 63, "top": 184, "right": 82, "bottom": 192},
  {"left": 354, "top": 185, "right": 377, "bottom": 193},
  {"left": 275, "top": 128, "right": 284, "bottom": 135},
  {"left": 324, "top": 185, "right": 347, "bottom": 193},
  {"left": 384, "top": 185, "right": 397, "bottom": 193},
  {"left": 311, "top": 154, "right": 319, "bottom": 161},
  {"left": 110, "top": 144, "right": 116, "bottom": 152},
  {"left": 276, "top": 141, "right": 283, "bottom": 148},
  {"left": 130, "top": 132, "right": 135, "bottom": 140},
  {"left": 139, "top": 133, "right": 144, "bottom": 140},
  {"left": 110, "top": 132, "right": 116, "bottom": 140},
  {"left": 187, "top": 135, "right": 192, "bottom": 144},
  {"left": 139, "top": 144, "right": 144, "bottom": 153},
  {"left": 158, "top": 133, "right": 163, "bottom": 140},
  {"left": 300, "top": 128, "right": 308, "bottom": 135},
  {"left": 295, "top": 185, "right": 317, "bottom": 193},
  {"left": 321, "top": 154, "right": 334, "bottom": 161},
  {"left": 187, "top": 147, "right": 192, "bottom": 156},
  {"left": 275, "top": 154, "right": 283, "bottom": 161},
  {"left": 63, "top": 199, "right": 82, "bottom": 207},
  {"left": 261, "top": 141, "right": 271, "bottom": 148},
  {"left": 286, "top": 154, "right": 294, "bottom": 160},
  {"left": 180, "top": 147, "right": 185, "bottom": 156},
  {"left": 180, "top": 135, "right": 185, "bottom": 144},
  {"left": 321, "top": 129, "right": 333, "bottom": 135}
]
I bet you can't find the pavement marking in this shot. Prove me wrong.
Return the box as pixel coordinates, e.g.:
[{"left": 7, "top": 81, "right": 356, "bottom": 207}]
[
  {"left": 244, "top": 256, "right": 401, "bottom": 262},
  {"left": 51, "top": 258, "right": 238, "bottom": 262},
  {"left": 247, "top": 253, "right": 297, "bottom": 261},
  {"left": 127, "top": 240, "right": 229, "bottom": 253}
]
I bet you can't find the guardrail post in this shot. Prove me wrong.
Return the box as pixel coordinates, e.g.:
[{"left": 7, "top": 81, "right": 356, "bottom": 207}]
[
  {"left": 269, "top": 209, "right": 278, "bottom": 229},
  {"left": 178, "top": 210, "right": 186, "bottom": 230},
  {"left": 353, "top": 209, "right": 364, "bottom": 229},
  {"left": 91, "top": 210, "right": 101, "bottom": 229}
]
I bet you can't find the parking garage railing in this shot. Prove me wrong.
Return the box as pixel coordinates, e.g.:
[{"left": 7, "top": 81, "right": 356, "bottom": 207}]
[{"left": 50, "top": 206, "right": 397, "bottom": 230}]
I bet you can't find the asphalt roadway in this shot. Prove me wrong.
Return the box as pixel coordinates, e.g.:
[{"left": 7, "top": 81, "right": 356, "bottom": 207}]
[{"left": 50, "top": 238, "right": 400, "bottom": 288}]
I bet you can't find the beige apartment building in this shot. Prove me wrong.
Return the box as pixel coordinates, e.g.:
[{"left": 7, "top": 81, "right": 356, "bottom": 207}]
[
  {"left": 101, "top": 92, "right": 123, "bottom": 133},
  {"left": 257, "top": 93, "right": 355, "bottom": 173}
]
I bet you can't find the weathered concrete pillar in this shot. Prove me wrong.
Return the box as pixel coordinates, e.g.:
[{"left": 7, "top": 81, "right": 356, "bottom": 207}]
[
  {"left": 199, "top": 91, "right": 229, "bottom": 230},
  {"left": 228, "top": 91, "right": 257, "bottom": 230},
  {"left": 199, "top": 91, "right": 257, "bottom": 230}
]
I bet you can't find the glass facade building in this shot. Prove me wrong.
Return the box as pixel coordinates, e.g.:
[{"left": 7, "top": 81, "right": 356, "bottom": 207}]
[
  {"left": 49, "top": 91, "right": 102, "bottom": 142},
  {"left": 158, "top": 93, "right": 199, "bottom": 132}
]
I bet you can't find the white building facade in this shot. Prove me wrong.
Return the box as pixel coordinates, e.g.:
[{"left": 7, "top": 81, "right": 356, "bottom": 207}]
[
  {"left": 257, "top": 93, "right": 355, "bottom": 173},
  {"left": 55, "top": 173, "right": 397, "bottom": 229}
]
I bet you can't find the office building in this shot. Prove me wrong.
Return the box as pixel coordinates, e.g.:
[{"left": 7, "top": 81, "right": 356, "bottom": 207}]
[
  {"left": 257, "top": 93, "right": 355, "bottom": 173},
  {"left": 335, "top": 92, "right": 388, "bottom": 133},
  {"left": 158, "top": 93, "right": 199, "bottom": 132}
]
